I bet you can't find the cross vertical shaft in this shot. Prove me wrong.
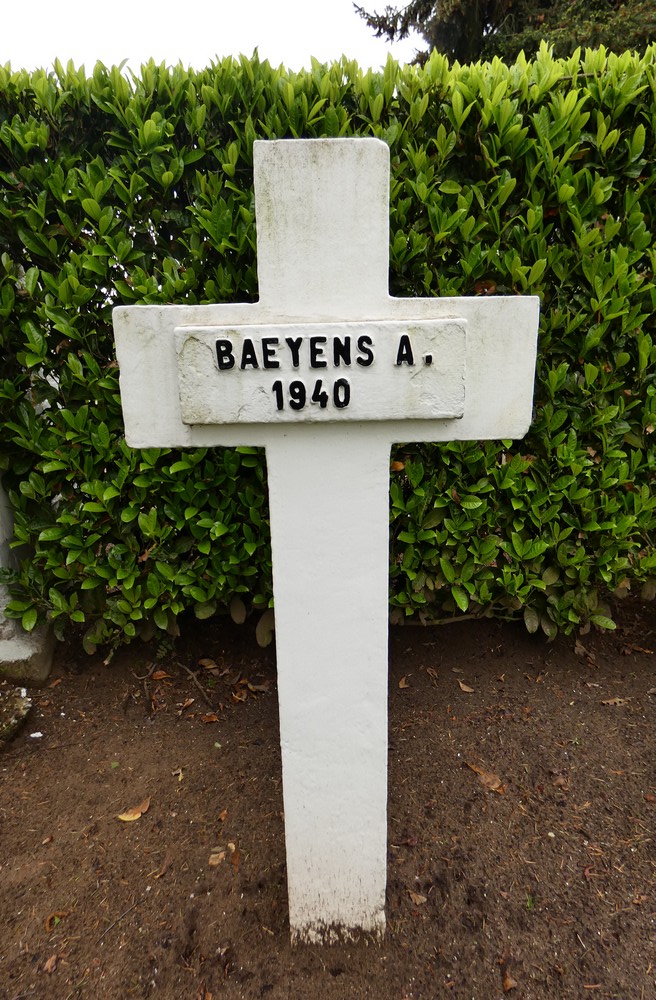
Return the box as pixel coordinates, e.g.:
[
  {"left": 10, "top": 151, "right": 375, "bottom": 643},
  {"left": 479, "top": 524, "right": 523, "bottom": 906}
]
[
  {"left": 254, "top": 141, "right": 395, "bottom": 938},
  {"left": 266, "top": 426, "right": 391, "bottom": 940}
]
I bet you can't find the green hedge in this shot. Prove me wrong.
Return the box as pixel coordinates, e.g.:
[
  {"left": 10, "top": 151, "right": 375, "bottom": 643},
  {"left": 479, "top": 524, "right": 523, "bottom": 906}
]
[{"left": 1, "top": 44, "right": 655, "bottom": 652}]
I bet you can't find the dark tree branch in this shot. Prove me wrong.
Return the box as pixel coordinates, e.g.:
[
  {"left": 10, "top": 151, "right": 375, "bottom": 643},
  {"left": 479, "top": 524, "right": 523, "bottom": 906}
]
[
  {"left": 353, "top": 1, "right": 438, "bottom": 41},
  {"left": 355, "top": 0, "right": 656, "bottom": 64}
]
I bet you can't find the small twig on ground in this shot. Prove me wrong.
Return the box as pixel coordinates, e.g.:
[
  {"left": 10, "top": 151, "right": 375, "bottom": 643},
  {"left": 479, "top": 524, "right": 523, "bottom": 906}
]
[
  {"left": 97, "top": 896, "right": 144, "bottom": 944},
  {"left": 2, "top": 731, "right": 103, "bottom": 757},
  {"left": 131, "top": 666, "right": 155, "bottom": 681},
  {"left": 177, "top": 662, "right": 215, "bottom": 708},
  {"left": 404, "top": 613, "right": 485, "bottom": 627},
  {"left": 64, "top": 979, "right": 89, "bottom": 1000},
  {"left": 131, "top": 664, "right": 157, "bottom": 710}
]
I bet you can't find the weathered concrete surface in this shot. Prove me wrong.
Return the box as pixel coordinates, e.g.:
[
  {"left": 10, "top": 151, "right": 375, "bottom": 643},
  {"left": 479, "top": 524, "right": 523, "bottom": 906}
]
[
  {"left": 113, "top": 138, "right": 540, "bottom": 943},
  {"left": 0, "top": 590, "right": 54, "bottom": 686},
  {"left": 0, "top": 481, "right": 53, "bottom": 686},
  {"left": 0, "top": 683, "right": 32, "bottom": 744}
]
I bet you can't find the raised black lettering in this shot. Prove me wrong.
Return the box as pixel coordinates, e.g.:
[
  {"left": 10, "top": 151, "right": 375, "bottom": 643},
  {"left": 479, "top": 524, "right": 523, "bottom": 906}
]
[
  {"left": 334, "top": 378, "right": 351, "bottom": 407},
  {"left": 285, "top": 336, "right": 303, "bottom": 368},
  {"left": 311, "top": 379, "right": 329, "bottom": 408},
  {"left": 333, "top": 336, "right": 351, "bottom": 367},
  {"left": 356, "top": 335, "right": 374, "bottom": 367},
  {"left": 240, "top": 338, "right": 259, "bottom": 370},
  {"left": 272, "top": 380, "right": 283, "bottom": 410},
  {"left": 262, "top": 337, "right": 280, "bottom": 369},
  {"left": 395, "top": 334, "right": 414, "bottom": 366},
  {"left": 289, "top": 380, "right": 306, "bottom": 410},
  {"left": 216, "top": 339, "right": 235, "bottom": 370},
  {"left": 309, "top": 336, "right": 328, "bottom": 368}
]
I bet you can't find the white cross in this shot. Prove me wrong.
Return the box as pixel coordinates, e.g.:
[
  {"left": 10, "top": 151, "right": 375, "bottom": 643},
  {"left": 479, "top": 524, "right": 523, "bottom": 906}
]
[{"left": 113, "top": 138, "right": 539, "bottom": 944}]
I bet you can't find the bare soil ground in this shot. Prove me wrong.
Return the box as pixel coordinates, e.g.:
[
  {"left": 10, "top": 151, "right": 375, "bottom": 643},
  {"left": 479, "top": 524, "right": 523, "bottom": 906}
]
[{"left": 1, "top": 601, "right": 655, "bottom": 1000}]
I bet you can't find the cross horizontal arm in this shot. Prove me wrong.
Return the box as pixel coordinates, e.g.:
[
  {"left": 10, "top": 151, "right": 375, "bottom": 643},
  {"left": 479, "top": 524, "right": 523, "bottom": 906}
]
[{"left": 113, "top": 295, "right": 538, "bottom": 448}]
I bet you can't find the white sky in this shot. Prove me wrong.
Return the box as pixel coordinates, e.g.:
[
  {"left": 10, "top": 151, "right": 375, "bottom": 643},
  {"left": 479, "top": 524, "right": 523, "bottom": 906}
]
[{"left": 2, "top": 0, "right": 421, "bottom": 74}]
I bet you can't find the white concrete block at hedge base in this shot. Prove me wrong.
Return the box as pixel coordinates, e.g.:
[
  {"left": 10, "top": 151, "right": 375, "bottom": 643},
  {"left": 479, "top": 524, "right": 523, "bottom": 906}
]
[
  {"left": 0, "top": 479, "right": 54, "bottom": 685},
  {"left": 113, "top": 138, "right": 540, "bottom": 944}
]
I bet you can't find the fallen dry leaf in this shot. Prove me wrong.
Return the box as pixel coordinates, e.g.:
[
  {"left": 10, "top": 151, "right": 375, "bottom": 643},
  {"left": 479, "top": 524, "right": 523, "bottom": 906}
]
[
  {"left": 209, "top": 849, "right": 226, "bottom": 867},
  {"left": 247, "top": 680, "right": 271, "bottom": 693},
  {"left": 601, "top": 697, "right": 628, "bottom": 706},
  {"left": 408, "top": 890, "right": 427, "bottom": 905},
  {"left": 503, "top": 971, "right": 518, "bottom": 992},
  {"left": 574, "top": 638, "right": 597, "bottom": 665},
  {"left": 151, "top": 669, "right": 170, "bottom": 681},
  {"left": 200, "top": 713, "right": 219, "bottom": 723},
  {"left": 467, "top": 762, "right": 505, "bottom": 793},
  {"left": 458, "top": 680, "right": 475, "bottom": 693},
  {"left": 232, "top": 690, "right": 248, "bottom": 703},
  {"left": 43, "top": 954, "right": 59, "bottom": 974},
  {"left": 172, "top": 767, "right": 183, "bottom": 782},
  {"left": 117, "top": 796, "right": 151, "bottom": 822},
  {"left": 399, "top": 675, "right": 410, "bottom": 689},
  {"left": 391, "top": 460, "right": 405, "bottom": 472},
  {"left": 149, "top": 692, "right": 165, "bottom": 713},
  {"left": 218, "top": 808, "right": 228, "bottom": 822},
  {"left": 198, "top": 657, "right": 219, "bottom": 670},
  {"left": 226, "top": 841, "right": 242, "bottom": 869},
  {"left": 154, "top": 851, "right": 174, "bottom": 879},
  {"left": 44, "top": 911, "right": 70, "bottom": 932},
  {"left": 644, "top": 793, "right": 656, "bottom": 803},
  {"left": 48, "top": 678, "right": 62, "bottom": 689}
]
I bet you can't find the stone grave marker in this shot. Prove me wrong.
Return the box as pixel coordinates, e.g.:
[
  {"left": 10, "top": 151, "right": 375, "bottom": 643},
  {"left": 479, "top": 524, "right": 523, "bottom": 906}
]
[{"left": 113, "top": 138, "right": 539, "bottom": 943}]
